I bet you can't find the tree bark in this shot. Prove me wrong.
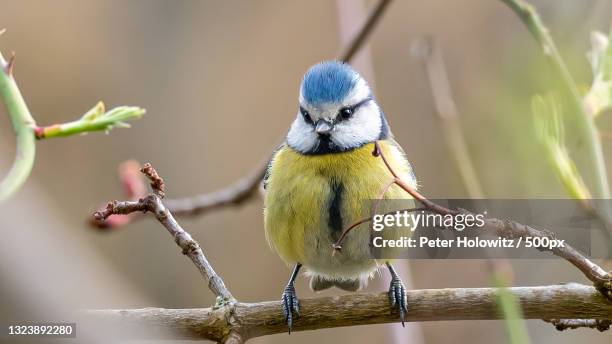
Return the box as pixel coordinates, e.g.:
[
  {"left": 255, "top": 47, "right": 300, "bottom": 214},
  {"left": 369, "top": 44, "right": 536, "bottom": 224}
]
[{"left": 81, "top": 284, "right": 611, "bottom": 342}]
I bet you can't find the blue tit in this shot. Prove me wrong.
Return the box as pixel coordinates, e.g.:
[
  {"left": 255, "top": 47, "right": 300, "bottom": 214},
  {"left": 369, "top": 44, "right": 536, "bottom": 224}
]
[{"left": 263, "top": 61, "right": 417, "bottom": 332}]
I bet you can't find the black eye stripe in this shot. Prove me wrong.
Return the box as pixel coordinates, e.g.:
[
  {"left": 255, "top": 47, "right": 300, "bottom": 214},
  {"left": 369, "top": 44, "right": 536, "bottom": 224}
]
[{"left": 352, "top": 97, "right": 372, "bottom": 110}]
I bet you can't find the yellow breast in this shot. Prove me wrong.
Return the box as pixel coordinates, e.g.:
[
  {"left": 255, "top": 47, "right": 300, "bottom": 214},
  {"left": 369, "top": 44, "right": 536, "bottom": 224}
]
[{"left": 264, "top": 140, "right": 415, "bottom": 269}]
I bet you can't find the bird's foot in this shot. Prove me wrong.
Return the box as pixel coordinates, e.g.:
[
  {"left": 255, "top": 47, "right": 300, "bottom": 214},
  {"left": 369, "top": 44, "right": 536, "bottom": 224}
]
[
  {"left": 281, "top": 283, "right": 300, "bottom": 333},
  {"left": 388, "top": 276, "right": 408, "bottom": 326}
]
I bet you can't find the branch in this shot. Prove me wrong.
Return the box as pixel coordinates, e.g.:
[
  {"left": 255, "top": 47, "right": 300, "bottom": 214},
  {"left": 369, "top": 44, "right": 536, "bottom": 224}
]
[
  {"left": 91, "top": 158, "right": 268, "bottom": 229},
  {"left": 88, "top": 167, "right": 611, "bottom": 341},
  {"left": 413, "top": 34, "right": 609, "bottom": 336},
  {"left": 82, "top": 284, "right": 611, "bottom": 341},
  {"left": 333, "top": 142, "right": 612, "bottom": 301},
  {"left": 164, "top": 160, "right": 268, "bottom": 216},
  {"left": 90, "top": 166, "right": 610, "bottom": 342},
  {"left": 93, "top": 163, "right": 233, "bottom": 302},
  {"left": 337, "top": 0, "right": 393, "bottom": 63}
]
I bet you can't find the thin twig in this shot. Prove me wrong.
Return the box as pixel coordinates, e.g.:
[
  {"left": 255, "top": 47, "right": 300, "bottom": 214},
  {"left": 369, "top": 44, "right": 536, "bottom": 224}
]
[
  {"left": 141, "top": 163, "right": 165, "bottom": 197},
  {"left": 373, "top": 142, "right": 457, "bottom": 215},
  {"left": 486, "top": 216, "right": 611, "bottom": 299},
  {"left": 88, "top": 166, "right": 611, "bottom": 342},
  {"left": 332, "top": 141, "right": 612, "bottom": 300},
  {"left": 370, "top": 177, "right": 398, "bottom": 218},
  {"left": 91, "top": 158, "right": 268, "bottom": 229},
  {"left": 89, "top": 161, "right": 146, "bottom": 228},
  {"left": 82, "top": 284, "right": 611, "bottom": 341},
  {"left": 381, "top": 139, "right": 610, "bottom": 298},
  {"left": 338, "top": 0, "right": 393, "bottom": 63},
  {"left": 332, "top": 207, "right": 427, "bottom": 254},
  {"left": 93, "top": 163, "right": 233, "bottom": 302},
  {"left": 164, "top": 161, "right": 267, "bottom": 216}
]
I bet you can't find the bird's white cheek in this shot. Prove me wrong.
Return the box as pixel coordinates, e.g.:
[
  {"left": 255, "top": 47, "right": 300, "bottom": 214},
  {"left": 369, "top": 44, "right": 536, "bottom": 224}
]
[
  {"left": 331, "top": 107, "right": 381, "bottom": 148},
  {"left": 287, "top": 118, "right": 318, "bottom": 152}
]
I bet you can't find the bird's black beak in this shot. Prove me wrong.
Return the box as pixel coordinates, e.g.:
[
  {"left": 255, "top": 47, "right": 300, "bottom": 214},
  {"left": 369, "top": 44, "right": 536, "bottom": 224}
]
[{"left": 315, "top": 119, "right": 333, "bottom": 136}]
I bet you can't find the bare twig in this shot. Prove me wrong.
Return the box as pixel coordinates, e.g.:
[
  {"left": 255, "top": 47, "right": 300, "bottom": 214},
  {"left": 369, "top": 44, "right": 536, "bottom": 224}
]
[
  {"left": 93, "top": 163, "right": 233, "bottom": 302},
  {"left": 338, "top": 0, "right": 393, "bottom": 63},
  {"left": 88, "top": 166, "right": 611, "bottom": 342},
  {"left": 370, "top": 177, "right": 397, "bottom": 217},
  {"left": 89, "top": 161, "right": 146, "bottom": 229},
  {"left": 333, "top": 142, "right": 612, "bottom": 301},
  {"left": 82, "top": 284, "right": 610, "bottom": 341},
  {"left": 141, "top": 163, "right": 165, "bottom": 197},
  {"left": 372, "top": 142, "right": 457, "bottom": 215},
  {"left": 544, "top": 318, "right": 611, "bottom": 332},
  {"left": 332, "top": 207, "right": 427, "bottom": 254},
  {"left": 164, "top": 161, "right": 267, "bottom": 216},
  {"left": 91, "top": 158, "right": 267, "bottom": 229},
  {"left": 487, "top": 216, "right": 611, "bottom": 299}
]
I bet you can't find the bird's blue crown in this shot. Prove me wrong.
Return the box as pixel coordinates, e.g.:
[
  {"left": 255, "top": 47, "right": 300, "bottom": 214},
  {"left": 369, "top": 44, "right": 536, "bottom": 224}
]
[{"left": 301, "top": 61, "right": 360, "bottom": 105}]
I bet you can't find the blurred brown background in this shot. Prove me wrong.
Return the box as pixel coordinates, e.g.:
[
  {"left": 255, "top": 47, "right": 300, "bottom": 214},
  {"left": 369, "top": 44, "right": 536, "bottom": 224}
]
[{"left": 1, "top": 0, "right": 611, "bottom": 343}]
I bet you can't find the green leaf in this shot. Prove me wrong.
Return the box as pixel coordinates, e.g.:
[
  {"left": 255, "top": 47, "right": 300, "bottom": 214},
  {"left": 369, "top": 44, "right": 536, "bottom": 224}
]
[{"left": 80, "top": 101, "right": 105, "bottom": 121}]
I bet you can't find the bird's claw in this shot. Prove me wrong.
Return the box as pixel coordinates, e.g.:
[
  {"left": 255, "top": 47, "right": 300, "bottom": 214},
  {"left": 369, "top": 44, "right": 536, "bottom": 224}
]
[
  {"left": 282, "top": 284, "right": 300, "bottom": 333},
  {"left": 388, "top": 276, "right": 408, "bottom": 326}
]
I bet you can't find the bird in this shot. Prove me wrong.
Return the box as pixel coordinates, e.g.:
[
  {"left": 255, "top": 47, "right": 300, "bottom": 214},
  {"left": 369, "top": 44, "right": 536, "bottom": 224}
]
[{"left": 263, "top": 61, "right": 417, "bottom": 332}]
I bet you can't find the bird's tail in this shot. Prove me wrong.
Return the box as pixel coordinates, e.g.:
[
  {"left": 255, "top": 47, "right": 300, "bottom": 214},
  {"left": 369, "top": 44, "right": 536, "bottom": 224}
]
[{"left": 310, "top": 275, "right": 360, "bottom": 292}]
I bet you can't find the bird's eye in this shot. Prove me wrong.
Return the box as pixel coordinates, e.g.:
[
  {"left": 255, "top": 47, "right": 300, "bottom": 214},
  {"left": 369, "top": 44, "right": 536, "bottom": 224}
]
[
  {"left": 300, "top": 107, "right": 313, "bottom": 124},
  {"left": 339, "top": 107, "right": 353, "bottom": 120}
]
